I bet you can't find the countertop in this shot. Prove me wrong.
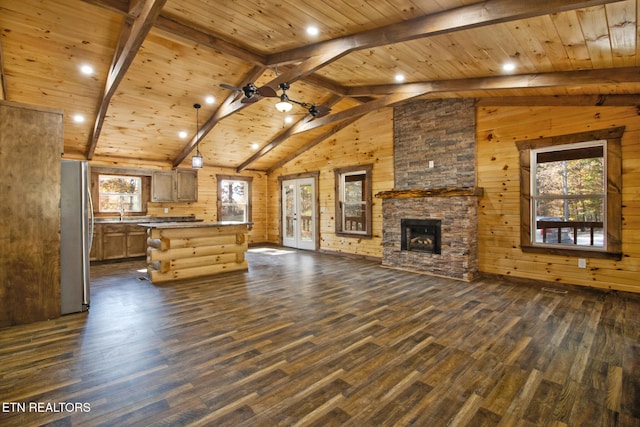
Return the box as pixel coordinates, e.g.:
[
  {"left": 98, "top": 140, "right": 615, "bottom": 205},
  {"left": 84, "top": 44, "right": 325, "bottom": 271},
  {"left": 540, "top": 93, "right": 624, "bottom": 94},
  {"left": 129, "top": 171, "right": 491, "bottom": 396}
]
[
  {"left": 95, "top": 216, "right": 201, "bottom": 224},
  {"left": 137, "top": 221, "right": 252, "bottom": 229}
]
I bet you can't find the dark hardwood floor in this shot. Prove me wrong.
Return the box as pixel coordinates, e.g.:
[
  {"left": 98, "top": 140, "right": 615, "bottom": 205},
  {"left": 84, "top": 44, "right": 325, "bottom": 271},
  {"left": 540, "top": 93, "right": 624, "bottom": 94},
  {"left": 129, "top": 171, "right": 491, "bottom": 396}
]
[{"left": 0, "top": 247, "right": 638, "bottom": 426}]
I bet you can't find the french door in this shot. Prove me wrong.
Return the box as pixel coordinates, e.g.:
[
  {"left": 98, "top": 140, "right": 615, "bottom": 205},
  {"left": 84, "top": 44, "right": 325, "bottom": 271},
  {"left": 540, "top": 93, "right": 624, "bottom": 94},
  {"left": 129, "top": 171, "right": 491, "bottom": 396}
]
[{"left": 282, "top": 177, "right": 316, "bottom": 250}]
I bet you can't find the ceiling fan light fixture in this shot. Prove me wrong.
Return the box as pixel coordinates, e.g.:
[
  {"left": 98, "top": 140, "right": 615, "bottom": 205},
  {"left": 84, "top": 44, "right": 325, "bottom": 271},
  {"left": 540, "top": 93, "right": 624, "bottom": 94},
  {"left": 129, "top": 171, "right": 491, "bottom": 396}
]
[{"left": 275, "top": 98, "right": 293, "bottom": 112}]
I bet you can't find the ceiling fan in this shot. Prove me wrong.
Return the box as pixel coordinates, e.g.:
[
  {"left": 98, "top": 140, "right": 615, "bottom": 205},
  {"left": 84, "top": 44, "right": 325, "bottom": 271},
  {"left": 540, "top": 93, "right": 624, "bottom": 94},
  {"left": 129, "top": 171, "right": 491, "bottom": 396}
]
[
  {"left": 219, "top": 82, "right": 278, "bottom": 103},
  {"left": 220, "top": 82, "right": 330, "bottom": 118}
]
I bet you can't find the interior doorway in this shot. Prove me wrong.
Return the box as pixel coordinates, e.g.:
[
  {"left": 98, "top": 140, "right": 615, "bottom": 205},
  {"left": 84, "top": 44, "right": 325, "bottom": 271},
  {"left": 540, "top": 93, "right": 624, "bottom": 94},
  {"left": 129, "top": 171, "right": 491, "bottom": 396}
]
[{"left": 282, "top": 177, "right": 316, "bottom": 250}]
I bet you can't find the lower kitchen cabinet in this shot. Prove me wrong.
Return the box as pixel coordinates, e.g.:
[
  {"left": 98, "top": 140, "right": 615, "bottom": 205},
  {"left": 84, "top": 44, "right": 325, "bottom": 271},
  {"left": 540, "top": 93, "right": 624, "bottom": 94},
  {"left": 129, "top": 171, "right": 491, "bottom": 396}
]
[
  {"left": 92, "top": 223, "right": 148, "bottom": 261},
  {"left": 126, "top": 225, "right": 148, "bottom": 257}
]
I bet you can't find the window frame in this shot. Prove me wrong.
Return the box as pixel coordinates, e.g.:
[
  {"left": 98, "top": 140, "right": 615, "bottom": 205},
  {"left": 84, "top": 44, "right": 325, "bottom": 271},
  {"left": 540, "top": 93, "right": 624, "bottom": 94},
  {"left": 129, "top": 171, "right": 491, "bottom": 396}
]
[
  {"left": 517, "top": 127, "right": 623, "bottom": 260},
  {"left": 334, "top": 164, "right": 373, "bottom": 238},
  {"left": 216, "top": 175, "right": 253, "bottom": 223},
  {"left": 97, "top": 174, "right": 144, "bottom": 214}
]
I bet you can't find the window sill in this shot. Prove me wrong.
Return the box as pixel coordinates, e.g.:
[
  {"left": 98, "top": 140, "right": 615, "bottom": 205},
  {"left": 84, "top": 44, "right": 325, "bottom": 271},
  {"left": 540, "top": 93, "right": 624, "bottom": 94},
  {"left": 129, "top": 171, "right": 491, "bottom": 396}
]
[
  {"left": 521, "top": 245, "right": 622, "bottom": 261},
  {"left": 336, "top": 232, "right": 372, "bottom": 239}
]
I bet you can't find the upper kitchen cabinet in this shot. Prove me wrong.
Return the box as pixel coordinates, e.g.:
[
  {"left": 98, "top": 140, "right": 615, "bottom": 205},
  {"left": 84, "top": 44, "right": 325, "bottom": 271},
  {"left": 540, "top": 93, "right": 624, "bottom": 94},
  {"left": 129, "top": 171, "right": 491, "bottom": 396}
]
[
  {"left": 176, "top": 169, "right": 198, "bottom": 202},
  {"left": 152, "top": 169, "right": 197, "bottom": 202}
]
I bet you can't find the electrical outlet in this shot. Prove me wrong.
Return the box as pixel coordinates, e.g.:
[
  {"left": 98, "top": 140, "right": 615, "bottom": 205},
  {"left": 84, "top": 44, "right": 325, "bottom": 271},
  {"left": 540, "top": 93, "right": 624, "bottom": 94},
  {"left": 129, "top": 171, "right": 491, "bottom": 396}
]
[
  {"left": 428, "top": 160, "right": 434, "bottom": 168},
  {"left": 164, "top": 207, "right": 169, "bottom": 213},
  {"left": 578, "top": 258, "right": 586, "bottom": 268}
]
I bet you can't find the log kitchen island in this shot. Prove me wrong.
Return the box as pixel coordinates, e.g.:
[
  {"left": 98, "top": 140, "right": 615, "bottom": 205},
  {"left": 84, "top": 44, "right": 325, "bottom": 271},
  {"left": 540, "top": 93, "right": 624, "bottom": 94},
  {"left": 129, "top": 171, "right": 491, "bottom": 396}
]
[{"left": 138, "top": 221, "right": 252, "bottom": 284}]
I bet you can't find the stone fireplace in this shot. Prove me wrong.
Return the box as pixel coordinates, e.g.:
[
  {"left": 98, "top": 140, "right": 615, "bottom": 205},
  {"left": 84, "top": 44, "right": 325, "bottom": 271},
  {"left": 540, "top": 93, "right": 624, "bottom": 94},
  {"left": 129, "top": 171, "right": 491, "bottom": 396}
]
[{"left": 378, "top": 98, "right": 481, "bottom": 281}]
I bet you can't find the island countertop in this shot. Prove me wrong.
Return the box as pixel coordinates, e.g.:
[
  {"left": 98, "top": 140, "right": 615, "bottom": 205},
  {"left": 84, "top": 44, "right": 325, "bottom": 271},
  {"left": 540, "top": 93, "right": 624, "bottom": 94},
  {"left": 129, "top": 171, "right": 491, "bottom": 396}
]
[{"left": 137, "top": 221, "right": 252, "bottom": 229}]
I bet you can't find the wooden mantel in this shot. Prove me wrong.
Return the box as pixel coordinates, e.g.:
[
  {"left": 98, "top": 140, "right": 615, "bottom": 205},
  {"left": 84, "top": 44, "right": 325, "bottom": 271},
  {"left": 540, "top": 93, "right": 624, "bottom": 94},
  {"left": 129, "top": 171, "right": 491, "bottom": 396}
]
[{"left": 375, "top": 187, "right": 484, "bottom": 199}]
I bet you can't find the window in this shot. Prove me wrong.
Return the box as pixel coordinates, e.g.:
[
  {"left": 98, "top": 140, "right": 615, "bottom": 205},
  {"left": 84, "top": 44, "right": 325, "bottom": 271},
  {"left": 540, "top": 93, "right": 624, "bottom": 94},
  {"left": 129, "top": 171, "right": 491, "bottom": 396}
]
[
  {"left": 517, "top": 127, "right": 623, "bottom": 260},
  {"left": 98, "top": 174, "right": 143, "bottom": 213},
  {"left": 335, "top": 164, "right": 373, "bottom": 237},
  {"left": 217, "top": 175, "right": 252, "bottom": 222},
  {"left": 532, "top": 142, "right": 605, "bottom": 247}
]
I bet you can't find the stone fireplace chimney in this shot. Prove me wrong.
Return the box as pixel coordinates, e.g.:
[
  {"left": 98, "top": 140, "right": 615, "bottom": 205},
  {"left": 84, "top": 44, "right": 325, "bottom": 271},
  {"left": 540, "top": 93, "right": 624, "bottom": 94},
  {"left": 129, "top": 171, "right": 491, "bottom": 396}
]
[{"left": 377, "top": 98, "right": 481, "bottom": 281}]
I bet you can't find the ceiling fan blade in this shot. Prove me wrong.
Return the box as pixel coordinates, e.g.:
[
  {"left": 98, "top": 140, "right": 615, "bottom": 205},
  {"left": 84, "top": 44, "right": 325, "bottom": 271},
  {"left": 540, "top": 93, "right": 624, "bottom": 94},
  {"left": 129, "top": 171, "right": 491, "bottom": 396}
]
[
  {"left": 257, "top": 85, "right": 278, "bottom": 98},
  {"left": 308, "top": 105, "right": 331, "bottom": 118},
  {"left": 220, "top": 83, "right": 241, "bottom": 92},
  {"left": 241, "top": 97, "right": 260, "bottom": 104}
]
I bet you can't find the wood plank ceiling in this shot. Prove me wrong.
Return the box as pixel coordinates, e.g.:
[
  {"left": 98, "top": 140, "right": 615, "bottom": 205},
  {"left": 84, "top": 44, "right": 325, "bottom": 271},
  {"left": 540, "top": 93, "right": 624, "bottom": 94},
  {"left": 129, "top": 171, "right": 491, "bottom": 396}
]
[{"left": 1, "top": 0, "right": 639, "bottom": 172}]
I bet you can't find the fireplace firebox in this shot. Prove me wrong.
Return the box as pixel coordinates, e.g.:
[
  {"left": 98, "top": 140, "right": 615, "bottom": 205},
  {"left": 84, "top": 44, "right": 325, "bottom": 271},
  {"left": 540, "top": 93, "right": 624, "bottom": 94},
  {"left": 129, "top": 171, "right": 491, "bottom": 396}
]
[{"left": 401, "top": 219, "right": 441, "bottom": 254}]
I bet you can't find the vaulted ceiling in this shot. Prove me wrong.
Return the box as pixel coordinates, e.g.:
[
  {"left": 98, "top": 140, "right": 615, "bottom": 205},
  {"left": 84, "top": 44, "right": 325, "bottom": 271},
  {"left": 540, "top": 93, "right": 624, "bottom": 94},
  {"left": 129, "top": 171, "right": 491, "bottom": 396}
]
[{"left": 1, "top": 0, "right": 639, "bottom": 172}]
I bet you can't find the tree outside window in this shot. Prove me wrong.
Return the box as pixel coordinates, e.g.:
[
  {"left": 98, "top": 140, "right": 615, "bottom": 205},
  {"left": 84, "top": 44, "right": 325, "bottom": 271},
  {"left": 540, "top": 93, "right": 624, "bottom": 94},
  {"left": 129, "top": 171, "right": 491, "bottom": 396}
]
[
  {"left": 98, "top": 174, "right": 143, "bottom": 213},
  {"left": 217, "top": 175, "right": 252, "bottom": 222},
  {"left": 532, "top": 142, "right": 605, "bottom": 247}
]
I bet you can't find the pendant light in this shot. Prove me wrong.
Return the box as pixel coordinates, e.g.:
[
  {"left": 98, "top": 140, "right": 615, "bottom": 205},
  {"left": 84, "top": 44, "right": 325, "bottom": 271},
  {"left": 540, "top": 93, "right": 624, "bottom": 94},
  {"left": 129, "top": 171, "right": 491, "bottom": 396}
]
[{"left": 191, "top": 103, "right": 203, "bottom": 169}]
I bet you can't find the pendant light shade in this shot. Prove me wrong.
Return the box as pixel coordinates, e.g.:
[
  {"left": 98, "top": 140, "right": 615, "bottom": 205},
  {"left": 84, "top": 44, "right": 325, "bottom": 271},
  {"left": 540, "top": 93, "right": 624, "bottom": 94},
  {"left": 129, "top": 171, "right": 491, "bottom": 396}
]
[{"left": 191, "top": 103, "right": 203, "bottom": 169}]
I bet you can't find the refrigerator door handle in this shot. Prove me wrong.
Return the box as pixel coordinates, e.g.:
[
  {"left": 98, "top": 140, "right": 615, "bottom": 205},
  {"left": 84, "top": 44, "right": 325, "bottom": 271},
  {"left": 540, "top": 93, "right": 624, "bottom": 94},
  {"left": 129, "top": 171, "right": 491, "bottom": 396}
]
[{"left": 87, "top": 189, "right": 94, "bottom": 250}]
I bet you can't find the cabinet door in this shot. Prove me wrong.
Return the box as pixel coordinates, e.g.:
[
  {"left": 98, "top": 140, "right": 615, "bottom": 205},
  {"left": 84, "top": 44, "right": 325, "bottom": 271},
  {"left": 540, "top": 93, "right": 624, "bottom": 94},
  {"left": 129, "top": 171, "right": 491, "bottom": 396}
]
[
  {"left": 176, "top": 169, "right": 198, "bottom": 202},
  {"left": 126, "top": 225, "right": 148, "bottom": 257},
  {"left": 102, "top": 224, "right": 128, "bottom": 260},
  {"left": 152, "top": 171, "right": 175, "bottom": 202}
]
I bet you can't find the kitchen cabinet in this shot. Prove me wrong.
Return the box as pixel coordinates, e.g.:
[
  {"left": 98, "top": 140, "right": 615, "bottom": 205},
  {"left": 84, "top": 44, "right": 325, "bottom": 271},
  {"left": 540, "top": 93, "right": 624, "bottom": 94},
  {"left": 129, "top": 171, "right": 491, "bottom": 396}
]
[
  {"left": 92, "top": 223, "right": 148, "bottom": 261},
  {"left": 152, "top": 169, "right": 197, "bottom": 202},
  {"left": 126, "top": 225, "right": 148, "bottom": 257},
  {"left": 176, "top": 169, "right": 198, "bottom": 201},
  {"left": 102, "top": 224, "right": 128, "bottom": 260}
]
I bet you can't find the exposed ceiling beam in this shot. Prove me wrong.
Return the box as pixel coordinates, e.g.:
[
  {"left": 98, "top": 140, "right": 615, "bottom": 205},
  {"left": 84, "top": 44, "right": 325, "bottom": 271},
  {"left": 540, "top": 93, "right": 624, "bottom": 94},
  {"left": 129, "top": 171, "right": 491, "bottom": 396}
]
[
  {"left": 154, "top": 15, "right": 265, "bottom": 66},
  {"left": 294, "top": 67, "right": 640, "bottom": 137},
  {"left": 86, "top": 0, "right": 167, "bottom": 159},
  {"left": 265, "top": 116, "right": 363, "bottom": 174},
  {"left": 476, "top": 95, "right": 640, "bottom": 106},
  {"left": 172, "top": 65, "right": 267, "bottom": 168},
  {"left": 217, "top": 0, "right": 627, "bottom": 164},
  {"left": 264, "top": 0, "right": 624, "bottom": 66},
  {"left": 236, "top": 94, "right": 344, "bottom": 172}
]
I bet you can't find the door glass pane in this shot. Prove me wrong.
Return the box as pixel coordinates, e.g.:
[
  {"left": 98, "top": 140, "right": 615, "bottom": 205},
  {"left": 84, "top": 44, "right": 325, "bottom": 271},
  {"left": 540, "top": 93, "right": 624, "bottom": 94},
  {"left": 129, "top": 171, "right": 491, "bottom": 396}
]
[
  {"left": 285, "top": 183, "right": 295, "bottom": 239},
  {"left": 299, "top": 183, "right": 312, "bottom": 242}
]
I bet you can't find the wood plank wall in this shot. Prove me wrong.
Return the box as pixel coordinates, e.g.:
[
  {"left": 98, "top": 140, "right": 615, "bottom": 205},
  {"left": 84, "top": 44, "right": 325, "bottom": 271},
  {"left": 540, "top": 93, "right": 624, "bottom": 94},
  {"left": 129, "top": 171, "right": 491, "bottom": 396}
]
[
  {"left": 477, "top": 105, "right": 640, "bottom": 293},
  {"left": 267, "top": 108, "right": 394, "bottom": 259}
]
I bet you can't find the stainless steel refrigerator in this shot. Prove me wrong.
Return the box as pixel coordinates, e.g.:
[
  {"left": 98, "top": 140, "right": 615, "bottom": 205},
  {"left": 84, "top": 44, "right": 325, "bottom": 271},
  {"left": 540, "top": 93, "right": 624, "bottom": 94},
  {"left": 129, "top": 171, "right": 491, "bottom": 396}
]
[{"left": 60, "top": 160, "right": 93, "bottom": 314}]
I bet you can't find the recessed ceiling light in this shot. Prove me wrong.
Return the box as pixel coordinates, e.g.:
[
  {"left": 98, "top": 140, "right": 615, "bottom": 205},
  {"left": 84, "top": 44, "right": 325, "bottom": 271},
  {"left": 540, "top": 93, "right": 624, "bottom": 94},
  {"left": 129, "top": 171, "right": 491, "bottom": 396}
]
[
  {"left": 79, "top": 64, "right": 94, "bottom": 75},
  {"left": 503, "top": 62, "right": 516, "bottom": 72},
  {"left": 251, "top": 143, "right": 260, "bottom": 150},
  {"left": 205, "top": 95, "right": 215, "bottom": 104},
  {"left": 284, "top": 116, "right": 293, "bottom": 124},
  {"left": 178, "top": 131, "right": 188, "bottom": 139},
  {"left": 73, "top": 114, "right": 85, "bottom": 123},
  {"left": 306, "top": 26, "right": 319, "bottom": 36},
  {"left": 395, "top": 73, "right": 405, "bottom": 83}
]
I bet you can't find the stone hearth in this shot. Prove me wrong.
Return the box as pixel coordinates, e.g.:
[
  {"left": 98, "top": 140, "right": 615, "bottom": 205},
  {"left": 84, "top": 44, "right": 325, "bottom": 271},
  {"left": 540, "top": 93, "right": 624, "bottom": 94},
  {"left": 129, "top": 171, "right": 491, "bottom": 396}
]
[{"left": 379, "top": 98, "right": 480, "bottom": 281}]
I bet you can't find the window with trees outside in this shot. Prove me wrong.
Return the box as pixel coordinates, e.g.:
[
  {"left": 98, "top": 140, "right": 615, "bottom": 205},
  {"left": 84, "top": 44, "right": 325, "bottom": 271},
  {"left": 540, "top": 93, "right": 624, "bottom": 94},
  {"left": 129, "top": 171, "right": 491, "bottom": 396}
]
[
  {"left": 98, "top": 174, "right": 143, "bottom": 213},
  {"left": 335, "top": 164, "right": 372, "bottom": 237},
  {"left": 217, "top": 175, "right": 252, "bottom": 222},
  {"left": 517, "top": 127, "right": 623, "bottom": 260}
]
